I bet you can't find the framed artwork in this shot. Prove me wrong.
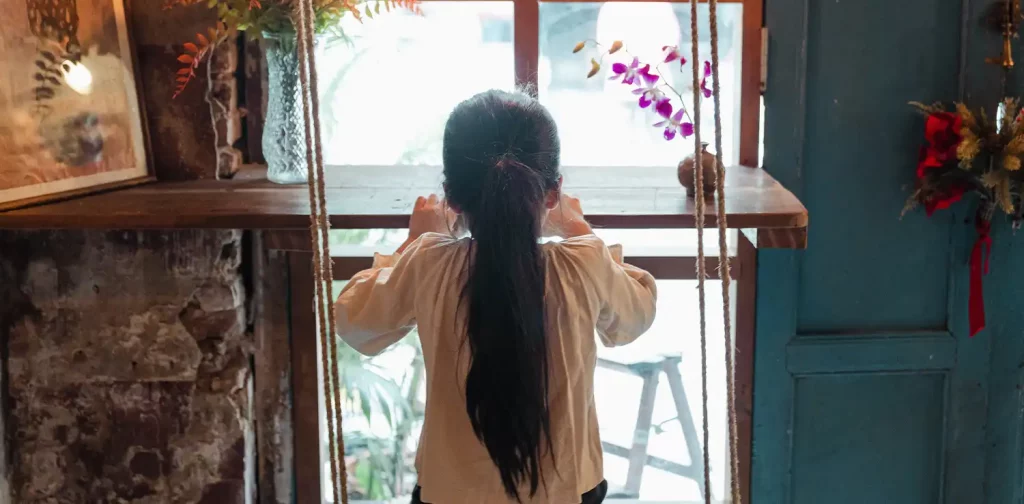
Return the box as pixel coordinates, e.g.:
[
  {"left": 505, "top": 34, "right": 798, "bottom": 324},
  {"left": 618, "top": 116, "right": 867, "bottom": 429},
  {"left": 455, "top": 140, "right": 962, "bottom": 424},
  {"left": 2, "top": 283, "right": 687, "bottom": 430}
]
[{"left": 0, "top": 0, "right": 153, "bottom": 211}]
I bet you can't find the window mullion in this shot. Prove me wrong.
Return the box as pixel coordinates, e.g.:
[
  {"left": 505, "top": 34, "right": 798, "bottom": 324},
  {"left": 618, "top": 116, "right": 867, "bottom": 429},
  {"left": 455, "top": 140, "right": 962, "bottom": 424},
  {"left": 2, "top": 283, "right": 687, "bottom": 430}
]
[{"left": 514, "top": 0, "right": 540, "bottom": 95}]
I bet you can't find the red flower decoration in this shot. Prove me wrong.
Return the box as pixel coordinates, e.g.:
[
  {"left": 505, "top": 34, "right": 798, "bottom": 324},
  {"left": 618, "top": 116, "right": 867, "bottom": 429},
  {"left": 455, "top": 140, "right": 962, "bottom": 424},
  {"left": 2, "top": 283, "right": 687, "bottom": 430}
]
[
  {"left": 924, "top": 111, "right": 962, "bottom": 163},
  {"left": 924, "top": 183, "right": 966, "bottom": 216},
  {"left": 916, "top": 146, "right": 944, "bottom": 178}
]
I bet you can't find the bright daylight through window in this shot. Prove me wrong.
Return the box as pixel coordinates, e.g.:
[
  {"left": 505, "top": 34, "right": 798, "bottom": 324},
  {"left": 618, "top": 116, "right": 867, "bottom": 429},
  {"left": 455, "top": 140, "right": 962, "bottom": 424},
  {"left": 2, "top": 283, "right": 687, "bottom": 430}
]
[{"left": 320, "top": 2, "right": 746, "bottom": 503}]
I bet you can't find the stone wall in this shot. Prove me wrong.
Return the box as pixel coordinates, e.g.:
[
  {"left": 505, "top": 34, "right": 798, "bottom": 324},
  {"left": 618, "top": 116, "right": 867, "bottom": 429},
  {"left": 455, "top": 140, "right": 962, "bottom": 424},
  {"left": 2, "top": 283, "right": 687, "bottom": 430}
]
[
  {"left": 0, "top": 230, "right": 252, "bottom": 503},
  {"left": 130, "top": 3, "right": 244, "bottom": 180},
  {"left": 0, "top": 1, "right": 261, "bottom": 501}
]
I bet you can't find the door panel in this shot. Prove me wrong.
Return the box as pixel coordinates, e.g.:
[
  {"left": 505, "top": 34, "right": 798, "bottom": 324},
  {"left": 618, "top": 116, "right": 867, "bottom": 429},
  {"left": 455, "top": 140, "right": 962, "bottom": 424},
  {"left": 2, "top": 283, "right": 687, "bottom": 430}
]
[
  {"left": 754, "top": 0, "right": 1006, "bottom": 501},
  {"left": 791, "top": 373, "right": 945, "bottom": 504},
  {"left": 796, "top": 0, "right": 961, "bottom": 332}
]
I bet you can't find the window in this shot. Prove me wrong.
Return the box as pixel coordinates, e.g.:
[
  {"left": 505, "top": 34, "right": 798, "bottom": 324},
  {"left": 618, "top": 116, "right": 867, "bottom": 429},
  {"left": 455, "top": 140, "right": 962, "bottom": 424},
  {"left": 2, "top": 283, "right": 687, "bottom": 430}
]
[
  {"left": 317, "top": 0, "right": 759, "bottom": 168},
  {"left": 323, "top": 228, "right": 740, "bottom": 504},
  {"left": 539, "top": 2, "right": 744, "bottom": 166},
  {"left": 319, "top": 2, "right": 515, "bottom": 166},
  {"left": 326, "top": 282, "right": 424, "bottom": 501},
  {"left": 306, "top": 0, "right": 761, "bottom": 501}
]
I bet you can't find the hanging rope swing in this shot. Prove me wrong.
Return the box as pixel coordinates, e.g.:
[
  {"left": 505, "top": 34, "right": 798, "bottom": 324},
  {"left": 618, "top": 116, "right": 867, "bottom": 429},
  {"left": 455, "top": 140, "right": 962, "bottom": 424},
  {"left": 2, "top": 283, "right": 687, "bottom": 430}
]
[
  {"left": 688, "top": 0, "right": 741, "bottom": 502},
  {"left": 292, "top": 0, "right": 740, "bottom": 501},
  {"left": 294, "top": 0, "right": 346, "bottom": 502}
]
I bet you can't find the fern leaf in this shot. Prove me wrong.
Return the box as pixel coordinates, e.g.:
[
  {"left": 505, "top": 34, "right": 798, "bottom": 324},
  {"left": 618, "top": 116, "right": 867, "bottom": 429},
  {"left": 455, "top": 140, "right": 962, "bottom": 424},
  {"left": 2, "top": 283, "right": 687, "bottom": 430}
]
[
  {"left": 1007, "top": 134, "right": 1024, "bottom": 155},
  {"left": 955, "top": 102, "right": 977, "bottom": 130},
  {"left": 901, "top": 189, "right": 922, "bottom": 218},
  {"left": 909, "top": 101, "right": 943, "bottom": 116}
]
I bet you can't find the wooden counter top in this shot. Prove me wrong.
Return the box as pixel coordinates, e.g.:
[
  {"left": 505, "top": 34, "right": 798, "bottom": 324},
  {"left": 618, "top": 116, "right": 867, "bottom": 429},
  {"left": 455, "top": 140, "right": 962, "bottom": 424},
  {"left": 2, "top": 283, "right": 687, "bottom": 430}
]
[{"left": 0, "top": 165, "right": 807, "bottom": 248}]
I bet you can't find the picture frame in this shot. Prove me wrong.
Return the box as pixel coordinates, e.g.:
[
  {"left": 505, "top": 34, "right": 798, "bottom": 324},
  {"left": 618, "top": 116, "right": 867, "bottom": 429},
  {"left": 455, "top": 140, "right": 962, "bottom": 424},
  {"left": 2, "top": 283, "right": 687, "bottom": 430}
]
[{"left": 0, "top": 0, "right": 154, "bottom": 211}]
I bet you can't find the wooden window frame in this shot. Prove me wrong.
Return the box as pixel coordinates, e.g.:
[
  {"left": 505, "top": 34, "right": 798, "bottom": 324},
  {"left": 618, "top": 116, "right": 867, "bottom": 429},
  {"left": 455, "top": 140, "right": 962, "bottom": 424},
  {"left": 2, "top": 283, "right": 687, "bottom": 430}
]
[
  {"left": 513, "top": 0, "right": 761, "bottom": 166},
  {"left": 251, "top": 3, "right": 764, "bottom": 502},
  {"left": 263, "top": 230, "right": 757, "bottom": 504},
  {"left": 245, "top": 0, "right": 763, "bottom": 167}
]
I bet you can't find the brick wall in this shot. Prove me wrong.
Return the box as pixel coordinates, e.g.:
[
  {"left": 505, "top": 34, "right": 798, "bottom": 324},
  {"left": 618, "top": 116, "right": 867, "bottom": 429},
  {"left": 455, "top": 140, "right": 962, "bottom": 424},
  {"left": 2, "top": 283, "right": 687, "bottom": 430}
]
[{"left": 0, "top": 230, "right": 252, "bottom": 503}]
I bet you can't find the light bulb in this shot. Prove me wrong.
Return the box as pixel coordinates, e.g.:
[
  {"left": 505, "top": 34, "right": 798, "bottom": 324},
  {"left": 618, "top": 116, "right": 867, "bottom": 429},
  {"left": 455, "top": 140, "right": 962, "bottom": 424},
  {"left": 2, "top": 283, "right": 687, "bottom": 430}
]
[{"left": 60, "top": 60, "right": 93, "bottom": 95}]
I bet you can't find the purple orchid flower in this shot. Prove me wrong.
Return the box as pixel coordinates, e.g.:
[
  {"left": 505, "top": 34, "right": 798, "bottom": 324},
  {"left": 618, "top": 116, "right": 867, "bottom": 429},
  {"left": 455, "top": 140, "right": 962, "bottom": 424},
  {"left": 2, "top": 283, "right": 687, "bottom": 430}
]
[
  {"left": 632, "top": 66, "right": 667, "bottom": 108},
  {"left": 653, "top": 102, "right": 694, "bottom": 141},
  {"left": 611, "top": 57, "right": 643, "bottom": 85},
  {"left": 662, "top": 45, "right": 686, "bottom": 67},
  {"left": 700, "top": 61, "right": 712, "bottom": 98}
]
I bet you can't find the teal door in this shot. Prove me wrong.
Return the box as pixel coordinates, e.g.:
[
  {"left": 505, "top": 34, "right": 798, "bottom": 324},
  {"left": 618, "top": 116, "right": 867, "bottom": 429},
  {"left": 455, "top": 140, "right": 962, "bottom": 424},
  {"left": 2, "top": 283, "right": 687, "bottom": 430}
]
[{"left": 754, "top": 0, "right": 1024, "bottom": 502}]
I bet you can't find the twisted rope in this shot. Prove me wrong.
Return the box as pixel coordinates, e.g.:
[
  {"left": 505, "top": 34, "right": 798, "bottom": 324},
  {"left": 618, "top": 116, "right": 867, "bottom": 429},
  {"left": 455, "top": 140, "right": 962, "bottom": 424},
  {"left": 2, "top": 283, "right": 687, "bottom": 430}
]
[
  {"left": 686, "top": 0, "right": 712, "bottom": 501},
  {"left": 707, "top": 1, "right": 741, "bottom": 502},
  {"left": 689, "top": 1, "right": 740, "bottom": 502},
  {"left": 294, "top": 0, "right": 348, "bottom": 502}
]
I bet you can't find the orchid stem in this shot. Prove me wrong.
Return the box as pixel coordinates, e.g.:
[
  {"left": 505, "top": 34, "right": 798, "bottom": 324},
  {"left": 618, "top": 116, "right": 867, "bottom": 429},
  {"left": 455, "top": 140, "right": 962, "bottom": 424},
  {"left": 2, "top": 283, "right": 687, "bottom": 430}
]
[
  {"left": 579, "top": 40, "right": 708, "bottom": 134},
  {"left": 656, "top": 64, "right": 696, "bottom": 125}
]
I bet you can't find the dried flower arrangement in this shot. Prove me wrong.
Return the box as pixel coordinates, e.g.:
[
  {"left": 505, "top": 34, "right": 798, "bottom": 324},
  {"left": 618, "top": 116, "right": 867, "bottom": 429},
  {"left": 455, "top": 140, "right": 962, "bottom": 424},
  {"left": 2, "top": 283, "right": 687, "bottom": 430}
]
[
  {"left": 905, "top": 99, "right": 1024, "bottom": 219},
  {"left": 905, "top": 98, "right": 1024, "bottom": 336}
]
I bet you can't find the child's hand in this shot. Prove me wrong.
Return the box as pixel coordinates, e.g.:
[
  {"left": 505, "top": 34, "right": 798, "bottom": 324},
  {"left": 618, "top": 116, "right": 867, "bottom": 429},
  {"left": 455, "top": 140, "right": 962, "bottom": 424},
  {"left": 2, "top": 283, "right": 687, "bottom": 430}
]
[
  {"left": 543, "top": 193, "right": 593, "bottom": 238},
  {"left": 407, "top": 194, "right": 459, "bottom": 242}
]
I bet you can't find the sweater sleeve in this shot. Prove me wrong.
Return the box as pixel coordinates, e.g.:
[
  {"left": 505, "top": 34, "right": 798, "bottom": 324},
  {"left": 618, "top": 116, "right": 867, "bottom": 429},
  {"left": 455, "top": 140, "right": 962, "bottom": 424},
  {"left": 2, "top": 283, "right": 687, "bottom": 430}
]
[
  {"left": 333, "top": 236, "right": 425, "bottom": 356},
  {"left": 559, "top": 235, "right": 658, "bottom": 347}
]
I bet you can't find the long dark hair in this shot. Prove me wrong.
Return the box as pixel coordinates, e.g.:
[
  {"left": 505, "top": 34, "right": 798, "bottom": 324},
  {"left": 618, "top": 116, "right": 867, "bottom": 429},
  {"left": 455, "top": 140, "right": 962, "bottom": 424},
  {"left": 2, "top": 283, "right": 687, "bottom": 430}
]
[{"left": 442, "top": 90, "right": 561, "bottom": 500}]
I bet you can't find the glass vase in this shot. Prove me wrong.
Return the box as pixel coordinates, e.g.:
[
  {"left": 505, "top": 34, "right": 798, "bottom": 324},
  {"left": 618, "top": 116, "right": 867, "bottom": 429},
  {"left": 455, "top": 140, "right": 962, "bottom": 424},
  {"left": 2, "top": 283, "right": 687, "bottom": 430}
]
[{"left": 262, "top": 33, "right": 311, "bottom": 185}]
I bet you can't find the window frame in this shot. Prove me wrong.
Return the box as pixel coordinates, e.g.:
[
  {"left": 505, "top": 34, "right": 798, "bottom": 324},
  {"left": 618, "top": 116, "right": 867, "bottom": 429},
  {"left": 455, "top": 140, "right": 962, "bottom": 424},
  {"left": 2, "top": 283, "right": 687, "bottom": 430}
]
[
  {"left": 251, "top": 1, "right": 764, "bottom": 501},
  {"left": 244, "top": 0, "right": 763, "bottom": 168},
  {"left": 514, "top": 0, "right": 760, "bottom": 166},
  {"left": 263, "top": 229, "right": 757, "bottom": 504}
]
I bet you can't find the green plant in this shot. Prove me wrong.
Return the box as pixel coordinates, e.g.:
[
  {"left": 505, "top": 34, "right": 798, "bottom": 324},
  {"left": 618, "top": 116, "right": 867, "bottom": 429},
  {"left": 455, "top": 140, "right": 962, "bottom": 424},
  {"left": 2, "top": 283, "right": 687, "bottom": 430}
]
[
  {"left": 166, "top": 0, "right": 421, "bottom": 97},
  {"left": 337, "top": 341, "right": 410, "bottom": 428},
  {"left": 345, "top": 433, "right": 398, "bottom": 499},
  {"left": 337, "top": 333, "right": 424, "bottom": 499}
]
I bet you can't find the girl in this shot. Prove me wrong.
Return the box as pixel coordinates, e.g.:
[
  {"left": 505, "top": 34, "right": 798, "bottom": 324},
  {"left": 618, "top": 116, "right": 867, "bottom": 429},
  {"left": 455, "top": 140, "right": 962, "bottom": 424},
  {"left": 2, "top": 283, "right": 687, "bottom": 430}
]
[{"left": 335, "top": 90, "right": 657, "bottom": 504}]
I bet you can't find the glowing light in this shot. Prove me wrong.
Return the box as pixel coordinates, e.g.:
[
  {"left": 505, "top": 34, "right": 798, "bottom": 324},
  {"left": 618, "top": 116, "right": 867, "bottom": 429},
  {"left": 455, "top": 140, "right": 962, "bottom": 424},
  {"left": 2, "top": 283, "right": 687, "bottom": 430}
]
[{"left": 60, "top": 61, "right": 93, "bottom": 95}]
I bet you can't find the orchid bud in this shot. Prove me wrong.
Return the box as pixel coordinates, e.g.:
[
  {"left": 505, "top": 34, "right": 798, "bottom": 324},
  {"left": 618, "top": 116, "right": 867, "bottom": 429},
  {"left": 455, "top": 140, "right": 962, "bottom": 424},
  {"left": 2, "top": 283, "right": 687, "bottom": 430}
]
[
  {"left": 573, "top": 41, "right": 585, "bottom": 53},
  {"left": 587, "top": 58, "right": 601, "bottom": 78},
  {"left": 609, "top": 41, "right": 623, "bottom": 54}
]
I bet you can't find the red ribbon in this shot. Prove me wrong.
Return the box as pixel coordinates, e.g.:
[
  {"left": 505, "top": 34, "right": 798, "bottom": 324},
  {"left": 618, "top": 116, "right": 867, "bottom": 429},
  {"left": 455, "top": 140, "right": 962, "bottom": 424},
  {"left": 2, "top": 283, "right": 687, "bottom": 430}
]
[{"left": 969, "top": 217, "right": 992, "bottom": 337}]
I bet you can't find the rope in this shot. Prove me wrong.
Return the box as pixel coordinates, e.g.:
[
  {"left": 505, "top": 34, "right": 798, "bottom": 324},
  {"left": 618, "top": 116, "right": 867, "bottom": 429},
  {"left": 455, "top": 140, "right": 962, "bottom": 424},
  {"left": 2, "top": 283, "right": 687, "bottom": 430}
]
[
  {"left": 689, "top": 1, "right": 741, "bottom": 502},
  {"left": 288, "top": 3, "right": 739, "bottom": 504},
  {"left": 686, "top": 0, "right": 712, "bottom": 501},
  {"left": 294, "top": 0, "right": 348, "bottom": 502},
  {"left": 708, "top": 1, "right": 741, "bottom": 502},
  {"left": 299, "top": 0, "right": 348, "bottom": 497}
]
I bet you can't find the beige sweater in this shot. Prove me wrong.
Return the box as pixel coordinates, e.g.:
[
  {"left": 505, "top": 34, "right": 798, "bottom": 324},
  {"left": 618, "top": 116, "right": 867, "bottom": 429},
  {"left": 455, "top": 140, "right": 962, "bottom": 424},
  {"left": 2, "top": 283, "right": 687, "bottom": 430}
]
[{"left": 335, "top": 233, "right": 657, "bottom": 503}]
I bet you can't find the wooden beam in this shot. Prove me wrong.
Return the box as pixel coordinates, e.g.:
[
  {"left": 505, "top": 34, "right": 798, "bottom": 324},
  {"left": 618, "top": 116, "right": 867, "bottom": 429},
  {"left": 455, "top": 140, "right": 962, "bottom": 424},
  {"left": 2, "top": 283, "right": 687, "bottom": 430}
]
[
  {"left": 734, "top": 230, "right": 757, "bottom": 504},
  {"left": 0, "top": 166, "right": 807, "bottom": 248},
  {"left": 288, "top": 252, "right": 324, "bottom": 504},
  {"left": 329, "top": 255, "right": 741, "bottom": 281},
  {"left": 253, "top": 233, "right": 294, "bottom": 504},
  {"left": 514, "top": 0, "right": 540, "bottom": 94},
  {"left": 739, "top": 0, "right": 764, "bottom": 166}
]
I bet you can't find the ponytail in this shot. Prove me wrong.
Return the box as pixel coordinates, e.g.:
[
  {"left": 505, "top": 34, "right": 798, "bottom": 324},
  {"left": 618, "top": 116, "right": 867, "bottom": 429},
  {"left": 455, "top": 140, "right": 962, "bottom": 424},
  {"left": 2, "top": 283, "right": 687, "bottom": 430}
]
[
  {"left": 441, "top": 89, "right": 561, "bottom": 499},
  {"left": 463, "top": 157, "right": 552, "bottom": 500}
]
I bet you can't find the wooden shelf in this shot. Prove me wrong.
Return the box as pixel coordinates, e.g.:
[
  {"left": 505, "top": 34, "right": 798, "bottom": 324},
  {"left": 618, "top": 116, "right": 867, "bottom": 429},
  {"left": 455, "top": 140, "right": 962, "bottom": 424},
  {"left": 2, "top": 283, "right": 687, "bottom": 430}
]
[{"left": 0, "top": 165, "right": 807, "bottom": 248}]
